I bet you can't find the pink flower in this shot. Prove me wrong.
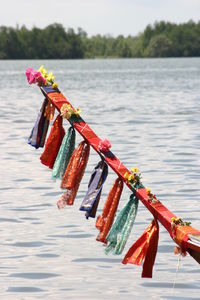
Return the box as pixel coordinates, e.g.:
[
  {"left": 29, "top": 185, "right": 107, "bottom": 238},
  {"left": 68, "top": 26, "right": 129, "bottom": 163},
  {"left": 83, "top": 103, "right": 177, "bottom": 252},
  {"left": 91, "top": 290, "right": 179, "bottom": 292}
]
[
  {"left": 99, "top": 138, "right": 111, "bottom": 152},
  {"left": 25, "top": 68, "right": 46, "bottom": 85},
  {"left": 25, "top": 68, "right": 38, "bottom": 84},
  {"left": 37, "top": 73, "right": 47, "bottom": 85}
]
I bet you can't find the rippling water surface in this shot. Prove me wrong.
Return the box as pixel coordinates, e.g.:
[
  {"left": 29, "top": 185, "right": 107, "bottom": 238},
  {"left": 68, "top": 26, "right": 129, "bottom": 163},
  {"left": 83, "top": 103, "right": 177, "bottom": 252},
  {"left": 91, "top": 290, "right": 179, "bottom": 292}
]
[{"left": 0, "top": 58, "right": 200, "bottom": 299}]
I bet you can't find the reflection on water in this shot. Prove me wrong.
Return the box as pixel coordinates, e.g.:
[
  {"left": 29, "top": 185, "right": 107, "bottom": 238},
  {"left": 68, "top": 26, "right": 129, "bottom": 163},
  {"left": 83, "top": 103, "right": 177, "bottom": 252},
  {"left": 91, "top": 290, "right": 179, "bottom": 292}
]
[{"left": 0, "top": 58, "right": 200, "bottom": 299}]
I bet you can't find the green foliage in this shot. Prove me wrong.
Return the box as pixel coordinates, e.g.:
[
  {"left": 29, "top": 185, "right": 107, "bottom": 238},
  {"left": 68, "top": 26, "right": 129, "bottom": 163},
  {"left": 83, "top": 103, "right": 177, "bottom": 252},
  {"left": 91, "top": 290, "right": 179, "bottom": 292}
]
[
  {"left": 145, "top": 35, "right": 174, "bottom": 57},
  {"left": 0, "top": 23, "right": 84, "bottom": 59},
  {"left": 0, "top": 20, "right": 200, "bottom": 59}
]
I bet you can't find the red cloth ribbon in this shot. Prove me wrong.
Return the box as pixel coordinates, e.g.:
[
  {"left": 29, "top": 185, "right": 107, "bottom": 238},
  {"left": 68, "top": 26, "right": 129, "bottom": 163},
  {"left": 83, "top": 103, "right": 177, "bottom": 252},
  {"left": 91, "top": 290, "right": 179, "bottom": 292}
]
[
  {"left": 122, "top": 219, "right": 159, "bottom": 278},
  {"left": 40, "top": 114, "right": 65, "bottom": 169}
]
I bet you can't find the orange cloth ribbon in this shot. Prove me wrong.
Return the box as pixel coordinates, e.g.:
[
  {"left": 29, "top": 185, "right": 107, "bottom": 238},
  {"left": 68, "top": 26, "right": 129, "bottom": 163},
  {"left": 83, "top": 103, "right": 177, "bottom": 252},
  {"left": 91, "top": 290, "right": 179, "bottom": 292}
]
[
  {"left": 40, "top": 114, "right": 65, "bottom": 169},
  {"left": 59, "top": 141, "right": 90, "bottom": 206},
  {"left": 122, "top": 219, "right": 159, "bottom": 278},
  {"left": 44, "top": 101, "right": 55, "bottom": 121},
  {"left": 96, "top": 177, "right": 123, "bottom": 243}
]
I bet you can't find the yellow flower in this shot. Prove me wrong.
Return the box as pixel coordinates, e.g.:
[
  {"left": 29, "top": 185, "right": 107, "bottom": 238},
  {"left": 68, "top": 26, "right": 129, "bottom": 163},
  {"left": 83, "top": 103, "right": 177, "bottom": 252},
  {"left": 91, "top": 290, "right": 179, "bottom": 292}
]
[
  {"left": 74, "top": 108, "right": 81, "bottom": 116},
  {"left": 124, "top": 172, "right": 129, "bottom": 179},
  {"left": 128, "top": 174, "right": 135, "bottom": 181},
  {"left": 52, "top": 82, "right": 58, "bottom": 89},
  {"left": 69, "top": 107, "right": 75, "bottom": 114},
  {"left": 131, "top": 167, "right": 139, "bottom": 173},
  {"left": 146, "top": 187, "right": 151, "bottom": 194},
  {"left": 38, "top": 65, "right": 47, "bottom": 78},
  {"left": 60, "top": 104, "right": 72, "bottom": 120},
  {"left": 46, "top": 72, "right": 55, "bottom": 83},
  {"left": 60, "top": 104, "right": 80, "bottom": 119}
]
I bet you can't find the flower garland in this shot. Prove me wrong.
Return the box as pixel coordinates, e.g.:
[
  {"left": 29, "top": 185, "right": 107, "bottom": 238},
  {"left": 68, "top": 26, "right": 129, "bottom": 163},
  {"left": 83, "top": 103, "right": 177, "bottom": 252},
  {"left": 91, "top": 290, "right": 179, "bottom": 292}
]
[{"left": 124, "top": 167, "right": 142, "bottom": 188}]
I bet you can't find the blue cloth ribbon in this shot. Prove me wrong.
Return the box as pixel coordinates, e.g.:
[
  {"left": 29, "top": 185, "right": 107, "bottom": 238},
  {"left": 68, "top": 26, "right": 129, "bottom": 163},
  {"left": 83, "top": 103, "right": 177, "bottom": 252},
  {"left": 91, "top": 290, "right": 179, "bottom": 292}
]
[
  {"left": 28, "top": 98, "right": 49, "bottom": 149},
  {"left": 80, "top": 160, "right": 108, "bottom": 219}
]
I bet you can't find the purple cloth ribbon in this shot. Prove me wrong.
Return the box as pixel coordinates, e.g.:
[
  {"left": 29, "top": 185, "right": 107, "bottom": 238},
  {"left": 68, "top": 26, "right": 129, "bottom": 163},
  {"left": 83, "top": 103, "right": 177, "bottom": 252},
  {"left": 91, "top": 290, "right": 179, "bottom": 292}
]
[
  {"left": 80, "top": 160, "right": 108, "bottom": 219},
  {"left": 28, "top": 98, "right": 49, "bottom": 149}
]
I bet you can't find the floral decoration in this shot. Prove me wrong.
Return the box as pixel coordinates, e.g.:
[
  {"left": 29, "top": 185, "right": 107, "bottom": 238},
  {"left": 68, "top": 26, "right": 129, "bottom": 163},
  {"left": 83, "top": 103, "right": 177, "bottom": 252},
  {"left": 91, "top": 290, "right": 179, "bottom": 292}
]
[
  {"left": 171, "top": 217, "right": 191, "bottom": 227},
  {"left": 60, "top": 103, "right": 81, "bottom": 120},
  {"left": 38, "top": 65, "right": 48, "bottom": 78},
  {"left": 146, "top": 187, "right": 159, "bottom": 204},
  {"left": 98, "top": 139, "right": 111, "bottom": 153},
  {"left": 46, "top": 72, "right": 55, "bottom": 83},
  {"left": 25, "top": 68, "right": 47, "bottom": 85},
  {"left": 124, "top": 167, "right": 142, "bottom": 188},
  {"left": 131, "top": 167, "right": 139, "bottom": 173},
  {"left": 25, "top": 65, "right": 58, "bottom": 88},
  {"left": 52, "top": 82, "right": 58, "bottom": 89}
]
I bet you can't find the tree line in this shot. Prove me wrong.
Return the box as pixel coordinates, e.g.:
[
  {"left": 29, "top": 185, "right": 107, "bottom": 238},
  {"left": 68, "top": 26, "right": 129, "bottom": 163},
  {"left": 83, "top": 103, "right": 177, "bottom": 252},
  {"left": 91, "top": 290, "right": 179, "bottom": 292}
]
[{"left": 0, "top": 20, "right": 200, "bottom": 59}]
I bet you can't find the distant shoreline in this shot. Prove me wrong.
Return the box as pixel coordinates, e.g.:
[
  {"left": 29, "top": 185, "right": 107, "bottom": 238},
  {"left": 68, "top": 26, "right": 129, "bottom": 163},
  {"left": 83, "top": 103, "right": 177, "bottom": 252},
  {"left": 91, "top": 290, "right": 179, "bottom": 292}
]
[
  {"left": 1, "top": 56, "right": 200, "bottom": 60},
  {"left": 0, "top": 20, "right": 199, "bottom": 59}
]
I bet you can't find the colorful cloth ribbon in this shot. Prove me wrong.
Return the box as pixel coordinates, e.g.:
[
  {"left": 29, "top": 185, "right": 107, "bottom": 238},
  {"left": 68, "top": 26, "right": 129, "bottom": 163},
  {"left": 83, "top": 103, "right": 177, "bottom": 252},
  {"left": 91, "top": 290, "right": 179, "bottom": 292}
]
[
  {"left": 80, "top": 160, "right": 108, "bottom": 219},
  {"left": 105, "top": 193, "right": 138, "bottom": 255},
  {"left": 58, "top": 141, "right": 90, "bottom": 207},
  {"left": 122, "top": 219, "right": 159, "bottom": 278},
  {"left": 96, "top": 177, "right": 123, "bottom": 243},
  {"left": 40, "top": 114, "right": 65, "bottom": 169},
  {"left": 52, "top": 126, "right": 76, "bottom": 180},
  {"left": 28, "top": 98, "right": 50, "bottom": 148},
  {"left": 44, "top": 100, "right": 55, "bottom": 121}
]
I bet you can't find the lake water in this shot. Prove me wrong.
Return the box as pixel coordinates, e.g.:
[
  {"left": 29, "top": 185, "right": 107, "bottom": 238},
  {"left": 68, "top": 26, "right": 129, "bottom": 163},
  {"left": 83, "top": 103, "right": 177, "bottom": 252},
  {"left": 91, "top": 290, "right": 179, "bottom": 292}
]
[{"left": 0, "top": 58, "right": 200, "bottom": 299}]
